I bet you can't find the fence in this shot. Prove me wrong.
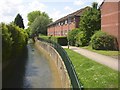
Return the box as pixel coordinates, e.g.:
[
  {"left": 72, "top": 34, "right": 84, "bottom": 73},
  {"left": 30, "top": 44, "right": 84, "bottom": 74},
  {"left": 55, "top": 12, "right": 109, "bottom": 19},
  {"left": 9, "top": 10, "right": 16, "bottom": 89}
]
[{"left": 38, "top": 38, "right": 83, "bottom": 89}]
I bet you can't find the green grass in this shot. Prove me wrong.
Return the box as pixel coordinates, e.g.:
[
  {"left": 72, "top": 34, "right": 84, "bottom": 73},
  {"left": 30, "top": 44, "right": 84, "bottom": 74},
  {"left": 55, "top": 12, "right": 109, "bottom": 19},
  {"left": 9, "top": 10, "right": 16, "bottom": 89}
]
[
  {"left": 82, "top": 46, "right": 119, "bottom": 57},
  {"left": 65, "top": 48, "right": 119, "bottom": 88}
]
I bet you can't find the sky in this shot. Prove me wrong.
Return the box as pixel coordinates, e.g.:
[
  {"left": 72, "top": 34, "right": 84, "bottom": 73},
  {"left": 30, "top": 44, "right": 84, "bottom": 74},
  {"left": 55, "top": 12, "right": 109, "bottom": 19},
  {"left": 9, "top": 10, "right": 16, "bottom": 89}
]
[{"left": 0, "top": 0, "right": 104, "bottom": 28}]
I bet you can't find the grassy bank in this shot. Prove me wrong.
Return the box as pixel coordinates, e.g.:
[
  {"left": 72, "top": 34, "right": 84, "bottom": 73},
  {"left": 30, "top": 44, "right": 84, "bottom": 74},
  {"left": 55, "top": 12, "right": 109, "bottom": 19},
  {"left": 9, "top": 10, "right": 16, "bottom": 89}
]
[
  {"left": 82, "top": 46, "right": 119, "bottom": 57},
  {"left": 65, "top": 48, "right": 118, "bottom": 88}
]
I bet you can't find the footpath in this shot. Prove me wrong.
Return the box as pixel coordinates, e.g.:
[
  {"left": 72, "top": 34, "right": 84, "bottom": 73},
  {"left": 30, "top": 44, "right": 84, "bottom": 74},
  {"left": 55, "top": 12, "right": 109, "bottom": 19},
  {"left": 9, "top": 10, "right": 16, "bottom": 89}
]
[{"left": 62, "top": 46, "right": 119, "bottom": 71}]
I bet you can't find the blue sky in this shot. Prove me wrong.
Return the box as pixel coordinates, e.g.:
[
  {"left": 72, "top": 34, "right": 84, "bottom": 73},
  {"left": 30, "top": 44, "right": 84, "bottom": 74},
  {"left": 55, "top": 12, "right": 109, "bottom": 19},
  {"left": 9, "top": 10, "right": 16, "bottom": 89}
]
[{"left": 0, "top": 0, "right": 104, "bottom": 28}]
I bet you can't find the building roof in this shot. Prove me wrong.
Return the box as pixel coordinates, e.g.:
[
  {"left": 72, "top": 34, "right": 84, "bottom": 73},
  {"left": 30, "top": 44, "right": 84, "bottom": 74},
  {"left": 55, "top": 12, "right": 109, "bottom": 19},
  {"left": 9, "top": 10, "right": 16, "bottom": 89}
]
[{"left": 48, "top": 6, "right": 90, "bottom": 27}]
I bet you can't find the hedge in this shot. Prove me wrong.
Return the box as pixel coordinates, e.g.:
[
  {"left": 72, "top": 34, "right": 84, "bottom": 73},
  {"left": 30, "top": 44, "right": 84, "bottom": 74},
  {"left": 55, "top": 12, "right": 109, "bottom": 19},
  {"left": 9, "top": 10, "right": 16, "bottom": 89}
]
[
  {"left": 2, "top": 23, "right": 28, "bottom": 62},
  {"left": 91, "top": 31, "right": 118, "bottom": 50},
  {"left": 39, "top": 35, "right": 67, "bottom": 46}
]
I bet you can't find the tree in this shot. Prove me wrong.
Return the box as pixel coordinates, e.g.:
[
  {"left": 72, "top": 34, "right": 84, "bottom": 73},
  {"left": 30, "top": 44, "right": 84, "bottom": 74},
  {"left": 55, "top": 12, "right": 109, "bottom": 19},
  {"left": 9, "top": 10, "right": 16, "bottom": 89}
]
[
  {"left": 79, "top": 2, "right": 101, "bottom": 46},
  {"left": 27, "top": 11, "right": 52, "bottom": 36},
  {"left": 14, "top": 14, "right": 25, "bottom": 29},
  {"left": 92, "top": 2, "right": 98, "bottom": 9},
  {"left": 30, "top": 15, "right": 51, "bottom": 35},
  {"left": 27, "top": 11, "right": 41, "bottom": 26}
]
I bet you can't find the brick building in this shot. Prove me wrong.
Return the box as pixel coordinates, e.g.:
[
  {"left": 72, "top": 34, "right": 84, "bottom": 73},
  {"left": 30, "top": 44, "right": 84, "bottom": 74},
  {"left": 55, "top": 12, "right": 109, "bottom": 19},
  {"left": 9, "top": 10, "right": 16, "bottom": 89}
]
[
  {"left": 100, "top": 0, "right": 120, "bottom": 49},
  {"left": 47, "top": 7, "right": 88, "bottom": 36}
]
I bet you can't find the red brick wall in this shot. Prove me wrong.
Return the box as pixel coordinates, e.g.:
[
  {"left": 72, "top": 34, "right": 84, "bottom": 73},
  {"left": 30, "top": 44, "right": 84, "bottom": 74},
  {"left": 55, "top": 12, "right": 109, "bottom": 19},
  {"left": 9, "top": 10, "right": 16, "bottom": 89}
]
[
  {"left": 101, "top": 2, "right": 120, "bottom": 49},
  {"left": 47, "top": 20, "right": 76, "bottom": 36},
  {"left": 118, "top": 1, "right": 120, "bottom": 49}
]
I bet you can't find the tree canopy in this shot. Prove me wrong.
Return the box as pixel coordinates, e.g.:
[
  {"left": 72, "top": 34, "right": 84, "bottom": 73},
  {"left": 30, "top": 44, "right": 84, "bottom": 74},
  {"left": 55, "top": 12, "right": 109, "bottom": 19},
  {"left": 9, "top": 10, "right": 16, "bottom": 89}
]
[
  {"left": 27, "top": 11, "right": 52, "bottom": 36},
  {"left": 27, "top": 11, "right": 41, "bottom": 26},
  {"left": 79, "top": 2, "right": 101, "bottom": 45},
  {"left": 14, "top": 14, "right": 25, "bottom": 29}
]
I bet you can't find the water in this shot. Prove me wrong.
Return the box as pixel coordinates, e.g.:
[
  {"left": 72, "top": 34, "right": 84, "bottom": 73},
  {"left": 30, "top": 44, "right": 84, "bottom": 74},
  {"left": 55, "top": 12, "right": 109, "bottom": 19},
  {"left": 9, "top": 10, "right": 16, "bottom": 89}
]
[{"left": 2, "top": 44, "right": 61, "bottom": 88}]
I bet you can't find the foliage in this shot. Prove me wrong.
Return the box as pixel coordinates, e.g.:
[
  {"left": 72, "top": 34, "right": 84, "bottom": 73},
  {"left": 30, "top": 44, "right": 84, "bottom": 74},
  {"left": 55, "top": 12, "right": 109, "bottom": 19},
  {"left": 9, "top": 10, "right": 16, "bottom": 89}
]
[
  {"left": 53, "top": 36, "right": 67, "bottom": 46},
  {"left": 27, "top": 11, "right": 41, "bottom": 26},
  {"left": 39, "top": 35, "right": 67, "bottom": 46},
  {"left": 67, "top": 28, "right": 80, "bottom": 46},
  {"left": 2, "top": 23, "right": 13, "bottom": 61},
  {"left": 92, "top": 2, "right": 98, "bottom": 9},
  {"left": 91, "top": 31, "right": 118, "bottom": 50},
  {"left": 14, "top": 13, "right": 25, "bottom": 29},
  {"left": 75, "top": 31, "right": 89, "bottom": 47},
  {"left": 27, "top": 11, "right": 52, "bottom": 36},
  {"left": 79, "top": 3, "right": 101, "bottom": 46},
  {"left": 30, "top": 15, "right": 51, "bottom": 35},
  {"left": 65, "top": 48, "right": 118, "bottom": 88},
  {"left": 2, "top": 23, "right": 28, "bottom": 62}
]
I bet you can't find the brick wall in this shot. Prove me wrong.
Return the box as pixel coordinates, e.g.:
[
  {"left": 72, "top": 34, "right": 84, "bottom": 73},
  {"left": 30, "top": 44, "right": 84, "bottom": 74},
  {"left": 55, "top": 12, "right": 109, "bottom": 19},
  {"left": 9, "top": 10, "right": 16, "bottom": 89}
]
[
  {"left": 47, "top": 18, "right": 77, "bottom": 36},
  {"left": 101, "top": 2, "right": 120, "bottom": 49}
]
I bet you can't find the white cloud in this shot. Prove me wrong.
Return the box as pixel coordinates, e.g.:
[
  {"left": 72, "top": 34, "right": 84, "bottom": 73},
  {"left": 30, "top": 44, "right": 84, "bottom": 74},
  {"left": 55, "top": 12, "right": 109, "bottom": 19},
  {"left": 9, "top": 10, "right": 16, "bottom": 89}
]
[
  {"left": 95, "top": 0, "right": 104, "bottom": 5},
  {"left": 73, "top": 0, "right": 84, "bottom": 6},
  {"left": 0, "top": 0, "right": 46, "bottom": 28},
  {"left": 49, "top": 9, "right": 67, "bottom": 21},
  {"left": 64, "top": 6, "right": 74, "bottom": 12}
]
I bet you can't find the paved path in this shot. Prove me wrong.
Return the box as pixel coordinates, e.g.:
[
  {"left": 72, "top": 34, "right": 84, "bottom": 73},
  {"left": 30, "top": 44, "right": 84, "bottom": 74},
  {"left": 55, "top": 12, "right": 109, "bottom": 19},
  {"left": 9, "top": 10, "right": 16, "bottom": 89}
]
[{"left": 62, "top": 46, "right": 119, "bottom": 71}]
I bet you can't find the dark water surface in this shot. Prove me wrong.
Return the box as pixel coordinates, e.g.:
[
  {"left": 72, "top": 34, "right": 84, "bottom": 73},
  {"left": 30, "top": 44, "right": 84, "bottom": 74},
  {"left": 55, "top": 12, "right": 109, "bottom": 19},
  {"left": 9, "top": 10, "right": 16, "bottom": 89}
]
[{"left": 2, "top": 44, "right": 56, "bottom": 88}]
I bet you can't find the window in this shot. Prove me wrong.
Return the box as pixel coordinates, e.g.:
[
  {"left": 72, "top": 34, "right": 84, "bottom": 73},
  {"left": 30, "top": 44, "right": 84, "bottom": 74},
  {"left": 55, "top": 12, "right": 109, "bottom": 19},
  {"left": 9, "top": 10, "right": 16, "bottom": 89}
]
[
  {"left": 59, "top": 23, "right": 60, "bottom": 26},
  {"left": 65, "top": 20, "right": 68, "bottom": 24}
]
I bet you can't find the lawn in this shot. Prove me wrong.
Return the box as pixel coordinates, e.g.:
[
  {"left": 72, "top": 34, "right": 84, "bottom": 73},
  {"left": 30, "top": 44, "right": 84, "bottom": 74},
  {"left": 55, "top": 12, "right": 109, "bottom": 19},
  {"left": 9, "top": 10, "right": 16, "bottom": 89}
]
[
  {"left": 65, "top": 48, "right": 119, "bottom": 88},
  {"left": 82, "top": 46, "right": 119, "bottom": 57}
]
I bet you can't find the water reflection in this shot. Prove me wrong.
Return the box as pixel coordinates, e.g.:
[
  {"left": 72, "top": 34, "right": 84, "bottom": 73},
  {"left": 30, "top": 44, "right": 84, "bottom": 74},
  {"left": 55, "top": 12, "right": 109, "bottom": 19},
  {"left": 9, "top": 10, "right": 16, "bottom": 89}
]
[
  {"left": 2, "top": 44, "right": 54, "bottom": 88},
  {"left": 2, "top": 46, "right": 28, "bottom": 88}
]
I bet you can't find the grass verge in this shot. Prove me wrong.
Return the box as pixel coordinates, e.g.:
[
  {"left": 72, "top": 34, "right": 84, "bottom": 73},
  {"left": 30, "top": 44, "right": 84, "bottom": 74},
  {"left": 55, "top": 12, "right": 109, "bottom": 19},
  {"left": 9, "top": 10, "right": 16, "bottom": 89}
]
[
  {"left": 65, "top": 48, "right": 118, "bottom": 88},
  {"left": 82, "top": 46, "right": 119, "bottom": 57}
]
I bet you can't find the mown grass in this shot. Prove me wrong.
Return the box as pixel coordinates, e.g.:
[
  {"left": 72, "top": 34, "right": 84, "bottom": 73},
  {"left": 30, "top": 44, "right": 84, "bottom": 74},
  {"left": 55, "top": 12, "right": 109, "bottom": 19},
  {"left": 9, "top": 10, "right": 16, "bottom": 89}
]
[
  {"left": 82, "top": 46, "right": 119, "bottom": 57},
  {"left": 65, "top": 48, "right": 119, "bottom": 88}
]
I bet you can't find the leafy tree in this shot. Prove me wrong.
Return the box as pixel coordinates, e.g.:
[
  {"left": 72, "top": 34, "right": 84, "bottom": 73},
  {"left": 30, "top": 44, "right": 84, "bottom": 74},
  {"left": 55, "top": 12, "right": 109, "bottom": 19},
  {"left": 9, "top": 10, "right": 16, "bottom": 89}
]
[
  {"left": 30, "top": 15, "right": 51, "bottom": 35},
  {"left": 79, "top": 2, "right": 101, "bottom": 46},
  {"left": 92, "top": 2, "right": 98, "bottom": 9},
  {"left": 14, "top": 14, "right": 25, "bottom": 29},
  {"left": 27, "top": 11, "right": 52, "bottom": 36},
  {"left": 27, "top": 11, "right": 41, "bottom": 26}
]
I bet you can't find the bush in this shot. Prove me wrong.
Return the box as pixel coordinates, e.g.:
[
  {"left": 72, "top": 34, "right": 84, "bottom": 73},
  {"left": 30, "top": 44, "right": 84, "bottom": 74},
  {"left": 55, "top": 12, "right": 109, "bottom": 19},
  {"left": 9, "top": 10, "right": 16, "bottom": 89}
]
[
  {"left": 91, "top": 31, "right": 118, "bottom": 50},
  {"left": 2, "top": 23, "right": 28, "bottom": 62},
  {"left": 2, "top": 23, "right": 13, "bottom": 61},
  {"left": 55, "top": 36, "right": 67, "bottom": 46},
  {"left": 75, "top": 31, "right": 89, "bottom": 47},
  {"left": 67, "top": 28, "right": 80, "bottom": 46}
]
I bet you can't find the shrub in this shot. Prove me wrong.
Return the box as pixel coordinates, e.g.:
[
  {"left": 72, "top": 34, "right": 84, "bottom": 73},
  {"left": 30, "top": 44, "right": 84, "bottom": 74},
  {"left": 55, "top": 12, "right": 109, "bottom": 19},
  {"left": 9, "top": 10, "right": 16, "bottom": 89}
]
[
  {"left": 67, "top": 28, "right": 80, "bottom": 46},
  {"left": 2, "top": 23, "right": 13, "bottom": 61},
  {"left": 55, "top": 36, "right": 67, "bottom": 46},
  {"left": 2, "top": 23, "right": 28, "bottom": 62},
  {"left": 39, "top": 35, "right": 67, "bottom": 46},
  {"left": 75, "top": 31, "right": 89, "bottom": 47},
  {"left": 91, "top": 31, "right": 118, "bottom": 50}
]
